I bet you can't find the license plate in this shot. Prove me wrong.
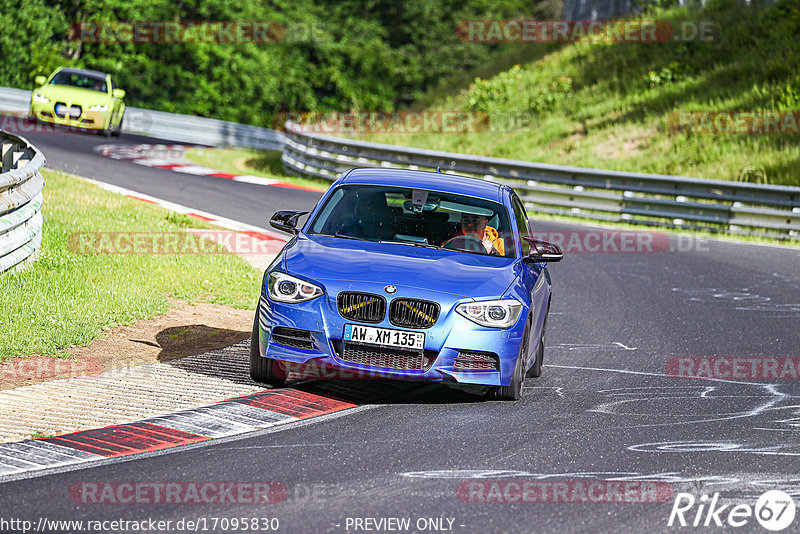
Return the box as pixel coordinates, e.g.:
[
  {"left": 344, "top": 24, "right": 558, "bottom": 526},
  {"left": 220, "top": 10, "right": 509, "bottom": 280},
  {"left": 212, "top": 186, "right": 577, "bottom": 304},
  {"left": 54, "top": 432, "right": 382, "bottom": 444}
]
[
  {"left": 54, "top": 104, "right": 65, "bottom": 114},
  {"left": 343, "top": 324, "right": 424, "bottom": 350}
]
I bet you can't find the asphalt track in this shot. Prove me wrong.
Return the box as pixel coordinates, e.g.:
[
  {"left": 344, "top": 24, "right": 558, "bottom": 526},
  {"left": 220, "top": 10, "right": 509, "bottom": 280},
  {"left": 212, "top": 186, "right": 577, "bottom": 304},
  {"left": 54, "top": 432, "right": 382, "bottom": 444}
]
[{"left": 2, "top": 122, "right": 800, "bottom": 533}]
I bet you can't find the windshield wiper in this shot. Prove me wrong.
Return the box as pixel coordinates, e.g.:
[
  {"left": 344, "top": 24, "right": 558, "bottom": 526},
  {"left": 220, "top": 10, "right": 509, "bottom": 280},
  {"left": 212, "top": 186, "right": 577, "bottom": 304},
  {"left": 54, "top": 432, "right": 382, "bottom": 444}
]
[
  {"left": 331, "top": 233, "right": 365, "bottom": 241},
  {"left": 379, "top": 240, "right": 441, "bottom": 249}
]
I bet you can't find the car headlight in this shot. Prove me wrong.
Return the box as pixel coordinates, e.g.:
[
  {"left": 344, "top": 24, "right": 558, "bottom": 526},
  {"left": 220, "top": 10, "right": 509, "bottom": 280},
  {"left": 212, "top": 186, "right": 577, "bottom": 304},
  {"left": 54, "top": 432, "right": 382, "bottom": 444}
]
[
  {"left": 32, "top": 93, "right": 49, "bottom": 104},
  {"left": 268, "top": 272, "right": 323, "bottom": 303},
  {"left": 456, "top": 299, "right": 523, "bottom": 328},
  {"left": 89, "top": 104, "right": 109, "bottom": 112}
]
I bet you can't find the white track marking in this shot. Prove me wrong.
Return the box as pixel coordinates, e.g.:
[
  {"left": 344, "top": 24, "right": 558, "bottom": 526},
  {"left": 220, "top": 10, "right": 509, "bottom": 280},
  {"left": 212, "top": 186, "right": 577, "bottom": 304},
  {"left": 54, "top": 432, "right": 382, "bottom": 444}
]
[
  {"left": 233, "top": 175, "right": 280, "bottom": 186},
  {"left": 169, "top": 165, "right": 219, "bottom": 175}
]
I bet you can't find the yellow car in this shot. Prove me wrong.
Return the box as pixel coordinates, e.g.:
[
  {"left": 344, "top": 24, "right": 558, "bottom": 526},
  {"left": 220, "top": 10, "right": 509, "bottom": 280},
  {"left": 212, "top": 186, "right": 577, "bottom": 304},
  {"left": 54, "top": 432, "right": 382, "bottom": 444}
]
[{"left": 30, "top": 67, "right": 126, "bottom": 136}]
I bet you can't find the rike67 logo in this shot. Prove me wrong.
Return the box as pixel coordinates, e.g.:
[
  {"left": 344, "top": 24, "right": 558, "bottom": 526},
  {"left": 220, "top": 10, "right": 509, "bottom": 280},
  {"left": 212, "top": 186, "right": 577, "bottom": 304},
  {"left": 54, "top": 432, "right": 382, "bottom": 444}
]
[{"left": 668, "top": 490, "right": 796, "bottom": 531}]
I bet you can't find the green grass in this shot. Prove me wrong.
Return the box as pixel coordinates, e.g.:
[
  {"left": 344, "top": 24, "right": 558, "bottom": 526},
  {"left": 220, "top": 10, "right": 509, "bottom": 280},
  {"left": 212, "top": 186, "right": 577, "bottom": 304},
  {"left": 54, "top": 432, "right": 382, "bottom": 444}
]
[
  {"left": 349, "top": 0, "right": 800, "bottom": 186},
  {"left": 183, "top": 148, "right": 331, "bottom": 192},
  {"left": 0, "top": 169, "right": 261, "bottom": 361}
]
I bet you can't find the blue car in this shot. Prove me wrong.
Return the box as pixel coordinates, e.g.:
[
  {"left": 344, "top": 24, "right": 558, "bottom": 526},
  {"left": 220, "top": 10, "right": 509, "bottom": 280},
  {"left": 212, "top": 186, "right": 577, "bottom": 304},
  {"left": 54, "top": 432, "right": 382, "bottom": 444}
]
[{"left": 250, "top": 168, "right": 562, "bottom": 400}]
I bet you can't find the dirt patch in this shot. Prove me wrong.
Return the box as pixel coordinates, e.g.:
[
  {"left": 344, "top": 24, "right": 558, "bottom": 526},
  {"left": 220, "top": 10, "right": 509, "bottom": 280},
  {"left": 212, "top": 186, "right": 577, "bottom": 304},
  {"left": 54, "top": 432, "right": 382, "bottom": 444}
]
[
  {"left": 594, "top": 126, "right": 657, "bottom": 160},
  {"left": 233, "top": 156, "right": 251, "bottom": 172},
  {"left": 0, "top": 300, "right": 253, "bottom": 391}
]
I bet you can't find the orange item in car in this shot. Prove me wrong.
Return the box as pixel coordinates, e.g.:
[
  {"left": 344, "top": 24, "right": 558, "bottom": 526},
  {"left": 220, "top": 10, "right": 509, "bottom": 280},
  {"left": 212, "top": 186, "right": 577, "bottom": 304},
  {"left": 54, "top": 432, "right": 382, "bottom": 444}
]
[{"left": 484, "top": 226, "right": 505, "bottom": 255}]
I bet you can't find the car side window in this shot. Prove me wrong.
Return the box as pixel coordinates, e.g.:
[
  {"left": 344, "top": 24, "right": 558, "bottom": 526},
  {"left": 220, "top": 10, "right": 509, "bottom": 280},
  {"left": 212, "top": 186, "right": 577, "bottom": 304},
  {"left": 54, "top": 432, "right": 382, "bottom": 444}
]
[{"left": 512, "top": 196, "right": 532, "bottom": 256}]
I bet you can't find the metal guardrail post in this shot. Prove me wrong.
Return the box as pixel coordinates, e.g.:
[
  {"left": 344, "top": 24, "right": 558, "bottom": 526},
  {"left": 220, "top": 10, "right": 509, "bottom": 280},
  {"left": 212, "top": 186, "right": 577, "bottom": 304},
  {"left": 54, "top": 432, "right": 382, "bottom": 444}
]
[{"left": 0, "top": 131, "right": 46, "bottom": 273}]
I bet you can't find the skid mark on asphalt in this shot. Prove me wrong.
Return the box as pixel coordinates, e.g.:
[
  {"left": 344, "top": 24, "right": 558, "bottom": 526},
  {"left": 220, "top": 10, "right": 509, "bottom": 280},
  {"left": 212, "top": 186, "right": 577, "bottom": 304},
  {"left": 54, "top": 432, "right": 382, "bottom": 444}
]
[
  {"left": 670, "top": 287, "right": 800, "bottom": 316},
  {"left": 627, "top": 440, "right": 800, "bottom": 458},
  {"left": 538, "top": 363, "right": 800, "bottom": 473}
]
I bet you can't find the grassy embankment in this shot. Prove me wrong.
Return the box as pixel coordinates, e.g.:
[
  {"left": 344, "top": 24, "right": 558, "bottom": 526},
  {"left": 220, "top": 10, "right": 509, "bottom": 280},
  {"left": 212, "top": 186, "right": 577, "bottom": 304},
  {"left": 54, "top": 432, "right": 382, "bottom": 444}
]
[
  {"left": 352, "top": 0, "right": 800, "bottom": 186},
  {"left": 0, "top": 170, "right": 260, "bottom": 360}
]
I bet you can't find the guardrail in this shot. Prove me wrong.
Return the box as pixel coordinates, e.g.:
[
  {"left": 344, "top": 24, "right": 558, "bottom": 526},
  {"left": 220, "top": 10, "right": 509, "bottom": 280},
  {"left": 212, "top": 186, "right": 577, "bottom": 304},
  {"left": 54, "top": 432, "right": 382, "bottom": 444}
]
[
  {"left": 0, "top": 131, "right": 45, "bottom": 273},
  {"left": 0, "top": 87, "right": 285, "bottom": 151},
  {"left": 281, "top": 123, "right": 800, "bottom": 239},
  {"left": 3, "top": 82, "right": 798, "bottom": 239}
]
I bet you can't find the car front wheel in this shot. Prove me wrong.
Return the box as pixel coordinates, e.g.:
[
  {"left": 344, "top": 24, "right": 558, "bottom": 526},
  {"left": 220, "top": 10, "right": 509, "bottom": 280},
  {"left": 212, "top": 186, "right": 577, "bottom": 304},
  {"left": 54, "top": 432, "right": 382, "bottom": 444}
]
[
  {"left": 490, "top": 319, "right": 529, "bottom": 401},
  {"left": 111, "top": 113, "right": 124, "bottom": 137},
  {"left": 249, "top": 314, "right": 286, "bottom": 386},
  {"left": 527, "top": 303, "right": 550, "bottom": 378}
]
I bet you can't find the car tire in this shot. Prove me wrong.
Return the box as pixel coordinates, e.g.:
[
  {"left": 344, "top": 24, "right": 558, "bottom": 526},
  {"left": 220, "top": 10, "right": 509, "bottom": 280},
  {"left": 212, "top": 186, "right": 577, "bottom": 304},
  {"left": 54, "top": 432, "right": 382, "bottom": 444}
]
[
  {"left": 527, "top": 338, "right": 544, "bottom": 378},
  {"left": 527, "top": 310, "right": 548, "bottom": 378},
  {"left": 490, "top": 319, "right": 529, "bottom": 401},
  {"left": 111, "top": 113, "right": 123, "bottom": 137},
  {"left": 249, "top": 313, "right": 286, "bottom": 386}
]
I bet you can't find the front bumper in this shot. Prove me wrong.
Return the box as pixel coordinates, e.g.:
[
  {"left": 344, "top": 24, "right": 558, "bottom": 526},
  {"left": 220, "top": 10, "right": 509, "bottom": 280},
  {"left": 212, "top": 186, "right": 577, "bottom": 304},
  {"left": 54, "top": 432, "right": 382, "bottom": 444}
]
[
  {"left": 255, "top": 290, "right": 526, "bottom": 387},
  {"left": 30, "top": 101, "right": 109, "bottom": 130}
]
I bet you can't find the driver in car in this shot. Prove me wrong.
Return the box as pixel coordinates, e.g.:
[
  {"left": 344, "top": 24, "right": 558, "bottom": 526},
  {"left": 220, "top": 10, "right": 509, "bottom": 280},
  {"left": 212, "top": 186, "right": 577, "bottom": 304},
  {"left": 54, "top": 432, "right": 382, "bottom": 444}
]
[{"left": 444, "top": 213, "right": 505, "bottom": 255}]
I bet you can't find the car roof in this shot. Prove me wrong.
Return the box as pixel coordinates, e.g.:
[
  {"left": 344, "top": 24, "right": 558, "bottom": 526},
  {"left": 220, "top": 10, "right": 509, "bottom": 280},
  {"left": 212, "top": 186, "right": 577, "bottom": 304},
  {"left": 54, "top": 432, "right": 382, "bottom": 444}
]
[
  {"left": 340, "top": 168, "right": 506, "bottom": 203},
  {"left": 56, "top": 67, "right": 109, "bottom": 79}
]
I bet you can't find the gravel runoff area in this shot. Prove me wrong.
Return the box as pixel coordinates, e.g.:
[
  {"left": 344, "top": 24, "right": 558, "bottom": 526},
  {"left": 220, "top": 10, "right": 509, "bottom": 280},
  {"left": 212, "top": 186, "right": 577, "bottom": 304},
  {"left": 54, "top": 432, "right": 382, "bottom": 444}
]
[{"left": 0, "top": 340, "right": 266, "bottom": 443}]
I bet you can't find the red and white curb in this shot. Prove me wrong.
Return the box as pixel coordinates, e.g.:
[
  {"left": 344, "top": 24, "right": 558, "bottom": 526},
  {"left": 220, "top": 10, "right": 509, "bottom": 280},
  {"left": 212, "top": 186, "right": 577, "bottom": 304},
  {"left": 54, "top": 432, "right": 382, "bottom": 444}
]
[
  {"left": 95, "top": 143, "right": 322, "bottom": 192},
  {"left": 0, "top": 389, "right": 357, "bottom": 477}
]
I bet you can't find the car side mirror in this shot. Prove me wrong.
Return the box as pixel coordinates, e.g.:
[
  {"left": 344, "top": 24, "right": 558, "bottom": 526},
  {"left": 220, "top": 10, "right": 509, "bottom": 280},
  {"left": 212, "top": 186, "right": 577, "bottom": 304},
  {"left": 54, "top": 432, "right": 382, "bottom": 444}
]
[
  {"left": 35, "top": 76, "right": 46, "bottom": 86},
  {"left": 270, "top": 210, "right": 308, "bottom": 235},
  {"left": 523, "top": 238, "right": 563, "bottom": 263},
  {"left": 112, "top": 88, "right": 126, "bottom": 98}
]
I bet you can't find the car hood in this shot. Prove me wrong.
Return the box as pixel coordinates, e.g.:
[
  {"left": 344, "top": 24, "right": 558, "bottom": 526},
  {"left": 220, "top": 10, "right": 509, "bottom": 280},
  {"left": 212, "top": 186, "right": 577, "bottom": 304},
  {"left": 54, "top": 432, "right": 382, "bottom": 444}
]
[
  {"left": 36, "top": 85, "right": 111, "bottom": 105},
  {"left": 282, "top": 234, "right": 521, "bottom": 299}
]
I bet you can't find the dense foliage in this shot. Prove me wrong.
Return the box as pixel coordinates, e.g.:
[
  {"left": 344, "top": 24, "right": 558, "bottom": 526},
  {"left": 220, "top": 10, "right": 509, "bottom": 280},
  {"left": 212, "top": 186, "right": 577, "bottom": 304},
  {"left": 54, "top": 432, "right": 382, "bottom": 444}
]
[{"left": 0, "top": 0, "right": 553, "bottom": 126}]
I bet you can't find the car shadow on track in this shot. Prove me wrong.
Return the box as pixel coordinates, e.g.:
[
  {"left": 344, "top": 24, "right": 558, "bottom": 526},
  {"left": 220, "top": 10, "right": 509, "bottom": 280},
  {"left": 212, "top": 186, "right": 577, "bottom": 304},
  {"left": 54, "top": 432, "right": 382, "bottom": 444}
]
[
  {"left": 165, "top": 339, "right": 492, "bottom": 404},
  {"left": 295, "top": 379, "right": 488, "bottom": 405}
]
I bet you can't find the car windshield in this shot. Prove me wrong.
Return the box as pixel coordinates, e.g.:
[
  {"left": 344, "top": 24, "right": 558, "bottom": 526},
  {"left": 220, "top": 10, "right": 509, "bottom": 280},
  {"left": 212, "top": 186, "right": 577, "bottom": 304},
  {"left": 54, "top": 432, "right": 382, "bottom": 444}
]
[
  {"left": 308, "top": 184, "right": 516, "bottom": 257},
  {"left": 49, "top": 71, "right": 108, "bottom": 92}
]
